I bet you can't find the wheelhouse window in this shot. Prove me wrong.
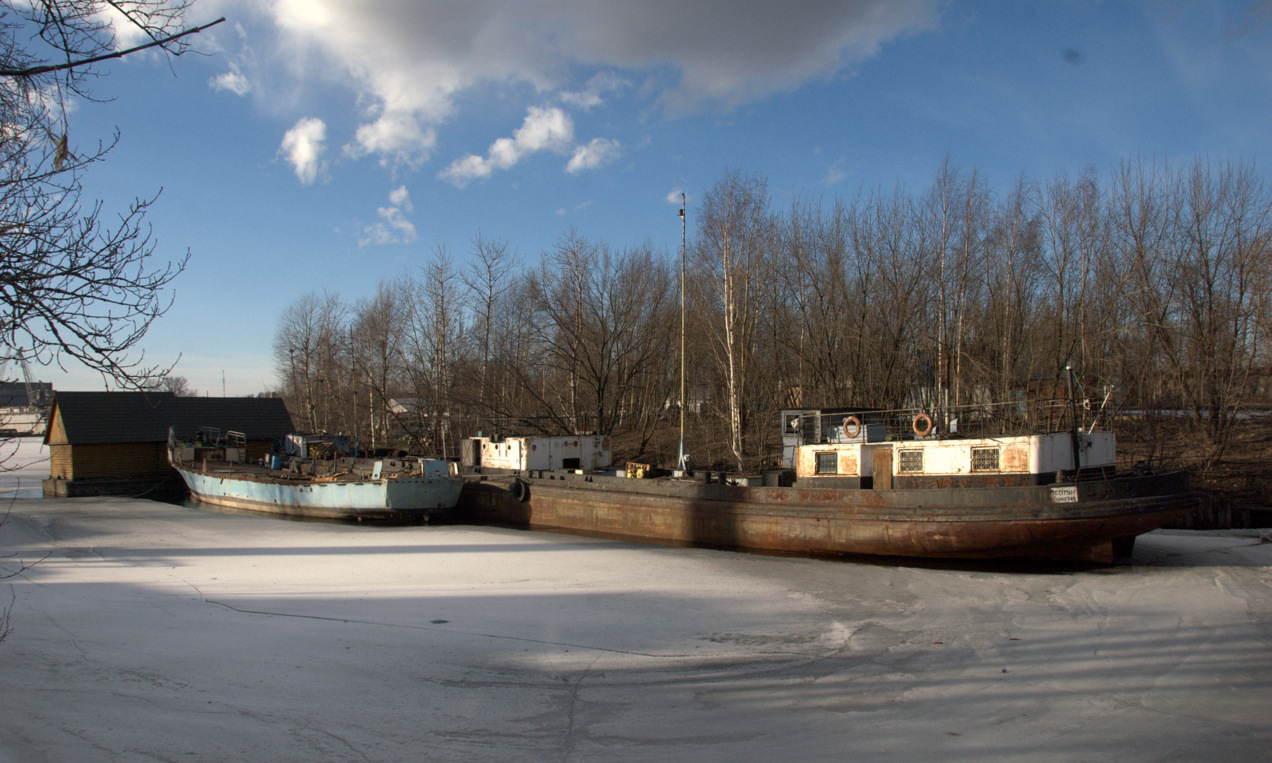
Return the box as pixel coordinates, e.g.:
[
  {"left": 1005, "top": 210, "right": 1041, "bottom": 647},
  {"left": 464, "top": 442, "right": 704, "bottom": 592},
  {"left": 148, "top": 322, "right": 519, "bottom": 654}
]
[
  {"left": 898, "top": 450, "right": 923, "bottom": 473},
  {"left": 815, "top": 452, "right": 838, "bottom": 475},
  {"left": 971, "top": 447, "right": 1000, "bottom": 472}
]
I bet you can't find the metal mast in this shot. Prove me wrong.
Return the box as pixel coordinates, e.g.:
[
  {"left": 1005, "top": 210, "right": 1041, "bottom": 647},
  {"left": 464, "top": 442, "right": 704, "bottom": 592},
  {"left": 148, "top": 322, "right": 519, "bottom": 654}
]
[{"left": 677, "top": 193, "right": 689, "bottom": 472}]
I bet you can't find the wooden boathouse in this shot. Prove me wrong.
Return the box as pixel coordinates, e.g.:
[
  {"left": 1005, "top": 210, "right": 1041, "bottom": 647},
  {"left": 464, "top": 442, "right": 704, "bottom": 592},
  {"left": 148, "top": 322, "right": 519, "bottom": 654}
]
[{"left": 43, "top": 391, "right": 293, "bottom": 498}]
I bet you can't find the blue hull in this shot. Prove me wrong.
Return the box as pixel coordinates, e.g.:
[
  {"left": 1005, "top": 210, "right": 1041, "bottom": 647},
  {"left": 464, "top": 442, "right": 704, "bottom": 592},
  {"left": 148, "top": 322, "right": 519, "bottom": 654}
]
[{"left": 175, "top": 465, "right": 463, "bottom": 521}]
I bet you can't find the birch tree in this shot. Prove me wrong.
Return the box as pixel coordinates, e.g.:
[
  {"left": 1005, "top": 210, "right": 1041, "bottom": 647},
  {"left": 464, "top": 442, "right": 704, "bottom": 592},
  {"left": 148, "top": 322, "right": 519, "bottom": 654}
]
[{"left": 695, "top": 169, "right": 775, "bottom": 470}]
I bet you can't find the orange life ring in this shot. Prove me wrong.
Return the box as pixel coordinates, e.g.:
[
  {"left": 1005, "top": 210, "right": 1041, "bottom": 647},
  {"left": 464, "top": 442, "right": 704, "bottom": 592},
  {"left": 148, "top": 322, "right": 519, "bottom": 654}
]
[
  {"left": 842, "top": 416, "right": 861, "bottom": 439},
  {"left": 912, "top": 413, "right": 933, "bottom": 437}
]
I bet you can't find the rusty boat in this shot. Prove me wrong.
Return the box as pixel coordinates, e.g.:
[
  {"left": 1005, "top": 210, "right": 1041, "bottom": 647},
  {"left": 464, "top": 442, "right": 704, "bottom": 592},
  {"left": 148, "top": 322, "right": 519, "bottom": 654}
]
[
  {"left": 169, "top": 428, "right": 462, "bottom": 521},
  {"left": 458, "top": 409, "right": 1199, "bottom": 563}
]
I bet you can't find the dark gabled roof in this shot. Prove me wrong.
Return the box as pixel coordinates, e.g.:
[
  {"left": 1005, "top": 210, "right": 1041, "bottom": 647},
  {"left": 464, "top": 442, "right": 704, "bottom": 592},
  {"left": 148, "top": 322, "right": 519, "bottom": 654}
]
[
  {"left": 167, "top": 396, "right": 295, "bottom": 442},
  {"left": 47, "top": 391, "right": 294, "bottom": 445},
  {"left": 0, "top": 384, "right": 23, "bottom": 408},
  {"left": 0, "top": 381, "right": 53, "bottom": 408}
]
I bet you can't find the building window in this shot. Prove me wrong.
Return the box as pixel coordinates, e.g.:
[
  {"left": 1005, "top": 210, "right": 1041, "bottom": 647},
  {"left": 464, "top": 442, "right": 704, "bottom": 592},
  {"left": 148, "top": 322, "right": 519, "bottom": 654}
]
[
  {"left": 898, "top": 450, "right": 923, "bottom": 473},
  {"left": 971, "top": 447, "right": 1000, "bottom": 472},
  {"left": 815, "top": 452, "right": 838, "bottom": 474}
]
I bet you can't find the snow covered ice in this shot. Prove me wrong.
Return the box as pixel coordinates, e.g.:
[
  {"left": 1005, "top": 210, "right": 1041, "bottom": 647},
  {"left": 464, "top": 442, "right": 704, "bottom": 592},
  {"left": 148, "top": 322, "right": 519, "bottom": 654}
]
[{"left": 2, "top": 437, "right": 1271, "bottom": 760}]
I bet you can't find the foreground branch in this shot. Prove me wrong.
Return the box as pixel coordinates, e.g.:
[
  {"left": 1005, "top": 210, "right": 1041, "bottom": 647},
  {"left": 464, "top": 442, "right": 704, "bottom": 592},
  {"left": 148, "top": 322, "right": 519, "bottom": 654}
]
[{"left": 0, "top": 16, "right": 225, "bottom": 78}]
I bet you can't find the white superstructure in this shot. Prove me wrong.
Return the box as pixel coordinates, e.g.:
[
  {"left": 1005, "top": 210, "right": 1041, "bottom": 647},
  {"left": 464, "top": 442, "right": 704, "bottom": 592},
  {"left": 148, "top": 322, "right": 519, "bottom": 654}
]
[
  {"left": 796, "top": 431, "right": 1115, "bottom": 480},
  {"left": 474, "top": 435, "right": 612, "bottom": 471}
]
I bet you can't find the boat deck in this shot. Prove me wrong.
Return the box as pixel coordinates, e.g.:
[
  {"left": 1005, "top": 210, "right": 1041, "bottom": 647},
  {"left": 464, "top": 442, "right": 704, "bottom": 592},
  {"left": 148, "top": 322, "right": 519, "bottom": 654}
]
[{"left": 174, "top": 457, "right": 429, "bottom": 485}]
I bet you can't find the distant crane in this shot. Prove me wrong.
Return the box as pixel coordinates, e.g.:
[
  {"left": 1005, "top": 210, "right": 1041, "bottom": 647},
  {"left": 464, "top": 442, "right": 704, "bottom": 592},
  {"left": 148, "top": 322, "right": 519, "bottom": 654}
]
[{"left": 0, "top": 351, "right": 48, "bottom": 413}]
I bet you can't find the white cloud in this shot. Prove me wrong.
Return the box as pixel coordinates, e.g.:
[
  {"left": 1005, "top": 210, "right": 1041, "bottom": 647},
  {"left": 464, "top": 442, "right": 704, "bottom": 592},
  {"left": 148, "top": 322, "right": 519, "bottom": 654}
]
[
  {"left": 98, "top": 3, "right": 152, "bottom": 51},
  {"left": 666, "top": 189, "right": 686, "bottom": 205},
  {"left": 361, "top": 185, "right": 418, "bottom": 246},
  {"left": 555, "top": 199, "right": 595, "bottom": 215},
  {"left": 440, "top": 106, "right": 574, "bottom": 186},
  {"left": 559, "top": 71, "right": 629, "bottom": 110},
  {"left": 221, "top": 1, "right": 937, "bottom": 171},
  {"left": 347, "top": 110, "right": 438, "bottom": 168},
  {"left": 210, "top": 65, "right": 251, "bottom": 96},
  {"left": 566, "top": 137, "right": 622, "bottom": 173},
  {"left": 437, "top": 154, "right": 491, "bottom": 187},
  {"left": 512, "top": 107, "right": 574, "bottom": 153},
  {"left": 279, "top": 117, "right": 327, "bottom": 184}
]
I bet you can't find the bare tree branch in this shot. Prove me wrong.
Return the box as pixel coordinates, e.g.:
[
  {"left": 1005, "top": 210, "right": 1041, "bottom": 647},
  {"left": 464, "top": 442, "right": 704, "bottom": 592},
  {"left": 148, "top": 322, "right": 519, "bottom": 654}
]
[{"left": 0, "top": 16, "right": 224, "bottom": 78}]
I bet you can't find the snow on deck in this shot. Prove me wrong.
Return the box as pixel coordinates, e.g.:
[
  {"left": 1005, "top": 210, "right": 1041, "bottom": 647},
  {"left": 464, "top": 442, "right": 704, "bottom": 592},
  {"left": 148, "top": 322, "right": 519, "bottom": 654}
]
[{"left": 0, "top": 472, "right": 1269, "bottom": 758}]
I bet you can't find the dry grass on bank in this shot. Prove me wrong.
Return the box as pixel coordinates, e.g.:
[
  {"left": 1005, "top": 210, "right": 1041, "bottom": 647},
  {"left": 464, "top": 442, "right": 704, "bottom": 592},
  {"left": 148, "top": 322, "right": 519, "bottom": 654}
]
[{"left": 1113, "top": 415, "right": 1272, "bottom": 508}]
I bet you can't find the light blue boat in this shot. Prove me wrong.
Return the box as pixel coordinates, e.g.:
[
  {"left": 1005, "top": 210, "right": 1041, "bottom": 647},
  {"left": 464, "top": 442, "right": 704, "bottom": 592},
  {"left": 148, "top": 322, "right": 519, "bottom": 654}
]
[{"left": 169, "top": 428, "right": 462, "bottom": 521}]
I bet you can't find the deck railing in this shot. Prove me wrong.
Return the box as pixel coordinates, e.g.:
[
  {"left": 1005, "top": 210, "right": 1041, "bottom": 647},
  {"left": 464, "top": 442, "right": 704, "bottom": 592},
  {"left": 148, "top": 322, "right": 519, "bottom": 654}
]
[{"left": 788, "top": 398, "right": 1098, "bottom": 445}]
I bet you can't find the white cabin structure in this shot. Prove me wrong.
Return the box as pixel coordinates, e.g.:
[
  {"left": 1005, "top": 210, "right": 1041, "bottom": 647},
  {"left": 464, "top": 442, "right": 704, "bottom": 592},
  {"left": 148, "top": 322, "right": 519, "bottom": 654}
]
[
  {"left": 796, "top": 431, "right": 1115, "bottom": 487},
  {"left": 472, "top": 435, "right": 612, "bottom": 472}
]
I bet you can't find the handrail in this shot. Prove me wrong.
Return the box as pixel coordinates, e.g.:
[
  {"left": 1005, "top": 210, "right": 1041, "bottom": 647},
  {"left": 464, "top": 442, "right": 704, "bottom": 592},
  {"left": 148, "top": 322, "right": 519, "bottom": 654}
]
[{"left": 782, "top": 397, "right": 1095, "bottom": 444}]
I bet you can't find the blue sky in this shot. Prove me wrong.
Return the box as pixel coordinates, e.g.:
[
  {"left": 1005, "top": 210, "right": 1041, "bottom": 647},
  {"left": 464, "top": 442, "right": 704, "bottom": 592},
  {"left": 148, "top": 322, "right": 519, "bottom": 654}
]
[{"left": 42, "top": 0, "right": 1272, "bottom": 395}]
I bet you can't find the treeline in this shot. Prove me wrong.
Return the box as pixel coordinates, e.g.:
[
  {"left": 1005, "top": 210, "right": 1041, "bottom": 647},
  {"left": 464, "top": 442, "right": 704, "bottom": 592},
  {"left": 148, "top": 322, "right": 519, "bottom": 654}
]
[{"left": 273, "top": 158, "right": 1272, "bottom": 471}]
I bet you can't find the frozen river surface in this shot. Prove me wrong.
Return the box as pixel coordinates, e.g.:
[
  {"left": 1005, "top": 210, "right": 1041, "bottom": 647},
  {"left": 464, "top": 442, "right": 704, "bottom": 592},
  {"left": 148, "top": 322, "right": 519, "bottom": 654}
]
[{"left": 1, "top": 440, "right": 1271, "bottom": 760}]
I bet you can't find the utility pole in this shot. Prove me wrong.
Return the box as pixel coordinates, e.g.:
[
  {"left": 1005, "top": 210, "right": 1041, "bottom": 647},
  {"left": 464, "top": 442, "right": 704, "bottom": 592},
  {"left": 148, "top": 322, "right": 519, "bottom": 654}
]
[{"left": 677, "top": 193, "right": 690, "bottom": 473}]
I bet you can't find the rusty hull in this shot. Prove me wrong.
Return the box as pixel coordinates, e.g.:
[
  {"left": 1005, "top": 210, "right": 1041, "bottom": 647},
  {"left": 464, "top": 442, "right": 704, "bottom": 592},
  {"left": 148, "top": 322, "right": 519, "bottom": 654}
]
[{"left": 458, "top": 471, "right": 1198, "bottom": 563}]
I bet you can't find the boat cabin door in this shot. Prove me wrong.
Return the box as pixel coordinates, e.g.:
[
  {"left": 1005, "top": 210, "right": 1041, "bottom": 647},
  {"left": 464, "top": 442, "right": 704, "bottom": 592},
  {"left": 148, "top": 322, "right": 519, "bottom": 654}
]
[{"left": 873, "top": 448, "right": 893, "bottom": 490}]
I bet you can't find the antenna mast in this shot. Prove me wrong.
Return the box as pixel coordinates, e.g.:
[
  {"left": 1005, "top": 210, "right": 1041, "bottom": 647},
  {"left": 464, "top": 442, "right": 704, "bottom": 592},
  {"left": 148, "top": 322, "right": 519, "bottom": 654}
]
[{"left": 677, "top": 193, "right": 689, "bottom": 472}]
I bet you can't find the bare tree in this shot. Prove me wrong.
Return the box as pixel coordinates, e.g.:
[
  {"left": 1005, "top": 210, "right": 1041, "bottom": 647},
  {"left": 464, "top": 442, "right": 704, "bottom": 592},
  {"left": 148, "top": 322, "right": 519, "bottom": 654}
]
[
  {"left": 402, "top": 245, "right": 468, "bottom": 455},
  {"left": 782, "top": 192, "right": 849, "bottom": 404},
  {"left": 865, "top": 185, "right": 934, "bottom": 408},
  {"left": 489, "top": 273, "right": 553, "bottom": 428},
  {"left": 461, "top": 231, "right": 515, "bottom": 414},
  {"left": 963, "top": 175, "right": 1044, "bottom": 407},
  {"left": 1106, "top": 158, "right": 1272, "bottom": 465},
  {"left": 1111, "top": 158, "right": 1180, "bottom": 427},
  {"left": 524, "top": 232, "right": 674, "bottom": 438},
  {"left": 350, "top": 282, "right": 406, "bottom": 450},
  {"left": 1173, "top": 160, "right": 1272, "bottom": 461},
  {"left": 694, "top": 169, "right": 776, "bottom": 470},
  {"left": 0, "top": 2, "right": 221, "bottom": 387},
  {"left": 143, "top": 374, "right": 192, "bottom": 395},
  {"left": 1, "top": 1, "right": 221, "bottom": 642},
  {"left": 263, "top": 155, "right": 1272, "bottom": 478},
  {"left": 917, "top": 158, "right": 987, "bottom": 423},
  {"left": 273, "top": 291, "right": 347, "bottom": 432}
]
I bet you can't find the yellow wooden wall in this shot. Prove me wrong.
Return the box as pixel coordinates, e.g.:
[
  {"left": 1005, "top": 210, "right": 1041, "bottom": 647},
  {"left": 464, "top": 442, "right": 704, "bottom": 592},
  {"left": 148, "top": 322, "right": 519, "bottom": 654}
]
[
  {"left": 50, "top": 442, "right": 170, "bottom": 480},
  {"left": 49, "top": 441, "right": 277, "bottom": 480},
  {"left": 47, "top": 403, "right": 278, "bottom": 480},
  {"left": 46, "top": 413, "right": 69, "bottom": 445}
]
